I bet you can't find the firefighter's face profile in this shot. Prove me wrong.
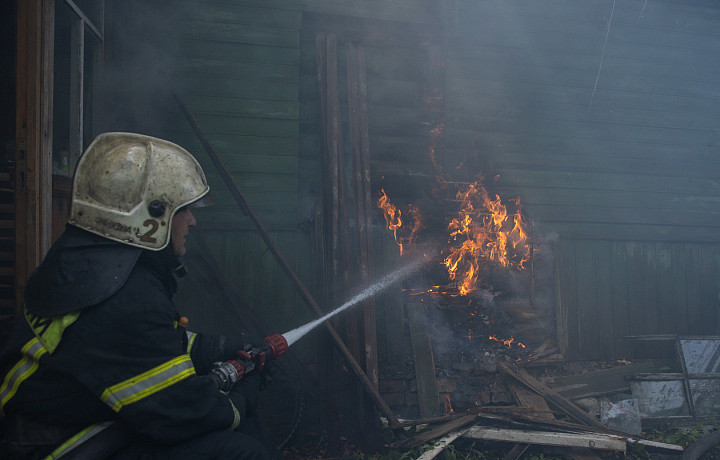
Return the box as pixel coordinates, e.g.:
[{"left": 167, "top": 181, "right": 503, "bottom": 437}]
[{"left": 171, "top": 208, "right": 196, "bottom": 257}]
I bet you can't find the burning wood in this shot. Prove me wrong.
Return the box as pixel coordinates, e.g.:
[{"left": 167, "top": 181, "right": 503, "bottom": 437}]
[
  {"left": 444, "top": 180, "right": 530, "bottom": 296},
  {"left": 376, "top": 178, "right": 530, "bottom": 298},
  {"left": 489, "top": 334, "right": 526, "bottom": 349}
]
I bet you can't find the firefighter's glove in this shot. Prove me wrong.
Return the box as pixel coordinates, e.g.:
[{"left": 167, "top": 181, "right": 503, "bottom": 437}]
[{"left": 228, "top": 374, "right": 262, "bottom": 420}]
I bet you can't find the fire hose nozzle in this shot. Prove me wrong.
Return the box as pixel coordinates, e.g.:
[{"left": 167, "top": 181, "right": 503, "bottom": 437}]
[{"left": 263, "top": 333, "right": 288, "bottom": 360}]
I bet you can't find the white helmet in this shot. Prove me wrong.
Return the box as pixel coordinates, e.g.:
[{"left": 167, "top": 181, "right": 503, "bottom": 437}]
[{"left": 68, "top": 132, "right": 210, "bottom": 251}]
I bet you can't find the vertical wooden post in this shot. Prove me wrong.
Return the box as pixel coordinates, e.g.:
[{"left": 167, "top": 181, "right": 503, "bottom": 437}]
[
  {"left": 69, "top": 14, "right": 84, "bottom": 164},
  {"left": 347, "top": 43, "right": 381, "bottom": 447},
  {"left": 16, "top": 0, "right": 54, "bottom": 313},
  {"left": 355, "top": 46, "right": 379, "bottom": 389}
]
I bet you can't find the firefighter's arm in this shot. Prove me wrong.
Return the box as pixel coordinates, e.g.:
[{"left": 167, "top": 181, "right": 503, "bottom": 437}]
[{"left": 74, "top": 307, "right": 244, "bottom": 440}]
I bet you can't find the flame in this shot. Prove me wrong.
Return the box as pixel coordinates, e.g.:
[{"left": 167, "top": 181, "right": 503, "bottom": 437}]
[
  {"left": 377, "top": 188, "right": 404, "bottom": 254},
  {"left": 443, "top": 393, "right": 454, "bottom": 415},
  {"left": 443, "top": 180, "right": 530, "bottom": 295},
  {"left": 489, "top": 335, "right": 526, "bottom": 349},
  {"left": 376, "top": 189, "right": 423, "bottom": 256}
]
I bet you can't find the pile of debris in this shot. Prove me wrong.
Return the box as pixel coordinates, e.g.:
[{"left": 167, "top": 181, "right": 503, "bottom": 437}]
[
  {"left": 382, "top": 359, "right": 682, "bottom": 459},
  {"left": 376, "top": 333, "right": 720, "bottom": 459}
]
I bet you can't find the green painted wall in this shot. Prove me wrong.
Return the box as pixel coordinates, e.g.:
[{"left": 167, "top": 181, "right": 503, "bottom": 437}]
[
  {"left": 443, "top": 0, "right": 720, "bottom": 358},
  {"left": 106, "top": 0, "right": 720, "bottom": 363}
]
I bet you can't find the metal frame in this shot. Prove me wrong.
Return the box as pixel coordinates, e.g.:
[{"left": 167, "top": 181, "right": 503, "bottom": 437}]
[{"left": 625, "top": 334, "right": 720, "bottom": 418}]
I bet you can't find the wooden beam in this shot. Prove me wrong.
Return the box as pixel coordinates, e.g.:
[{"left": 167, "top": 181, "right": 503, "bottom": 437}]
[
  {"left": 499, "top": 362, "right": 608, "bottom": 431},
  {"left": 407, "top": 300, "right": 441, "bottom": 418},
  {"left": 16, "top": 0, "right": 54, "bottom": 313},
  {"left": 347, "top": 43, "right": 378, "bottom": 390},
  {"left": 416, "top": 425, "right": 476, "bottom": 460},
  {"left": 463, "top": 427, "right": 626, "bottom": 452},
  {"left": 390, "top": 414, "right": 476, "bottom": 449}
]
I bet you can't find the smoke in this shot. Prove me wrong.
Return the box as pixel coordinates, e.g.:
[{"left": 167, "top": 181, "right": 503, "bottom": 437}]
[{"left": 103, "top": 1, "right": 193, "bottom": 133}]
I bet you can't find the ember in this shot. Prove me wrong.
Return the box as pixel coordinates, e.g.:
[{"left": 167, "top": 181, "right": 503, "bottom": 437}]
[{"left": 489, "top": 334, "right": 526, "bottom": 349}]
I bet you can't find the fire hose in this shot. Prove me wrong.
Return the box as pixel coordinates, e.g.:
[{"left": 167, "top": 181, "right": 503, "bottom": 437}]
[{"left": 209, "top": 333, "right": 289, "bottom": 392}]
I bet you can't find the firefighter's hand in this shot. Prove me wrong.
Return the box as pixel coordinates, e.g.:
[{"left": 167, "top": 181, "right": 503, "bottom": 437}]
[
  {"left": 228, "top": 374, "right": 262, "bottom": 419},
  {"left": 237, "top": 349, "right": 266, "bottom": 376}
]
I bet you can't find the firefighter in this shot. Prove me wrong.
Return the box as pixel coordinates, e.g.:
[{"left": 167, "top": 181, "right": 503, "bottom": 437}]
[{"left": 0, "top": 133, "right": 287, "bottom": 459}]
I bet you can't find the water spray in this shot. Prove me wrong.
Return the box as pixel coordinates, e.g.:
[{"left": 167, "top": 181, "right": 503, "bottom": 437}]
[{"left": 282, "top": 255, "right": 428, "bottom": 347}]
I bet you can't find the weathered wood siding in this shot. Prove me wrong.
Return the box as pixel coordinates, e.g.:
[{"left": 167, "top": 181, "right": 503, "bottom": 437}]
[
  {"left": 105, "top": 0, "right": 441, "bottom": 367},
  {"left": 444, "top": 0, "right": 720, "bottom": 359},
  {"left": 106, "top": 0, "right": 720, "bottom": 362}
]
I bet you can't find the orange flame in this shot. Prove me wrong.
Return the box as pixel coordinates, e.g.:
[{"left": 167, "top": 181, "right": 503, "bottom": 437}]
[
  {"left": 377, "top": 188, "right": 404, "bottom": 254},
  {"left": 443, "top": 180, "right": 530, "bottom": 295},
  {"left": 489, "top": 335, "right": 526, "bottom": 348},
  {"left": 376, "top": 189, "right": 423, "bottom": 256},
  {"left": 443, "top": 393, "right": 454, "bottom": 415}
]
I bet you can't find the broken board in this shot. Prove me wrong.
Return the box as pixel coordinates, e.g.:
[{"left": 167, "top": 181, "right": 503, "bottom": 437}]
[{"left": 407, "top": 300, "right": 442, "bottom": 418}]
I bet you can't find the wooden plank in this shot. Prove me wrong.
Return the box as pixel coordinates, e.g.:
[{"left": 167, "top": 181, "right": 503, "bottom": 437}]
[
  {"left": 376, "top": 231, "right": 404, "bottom": 366},
  {"left": 506, "top": 380, "right": 554, "bottom": 421},
  {"left": 671, "top": 243, "right": 690, "bottom": 335},
  {"left": 204, "top": 172, "right": 297, "bottom": 192},
  {"left": 444, "top": 131, "right": 718, "bottom": 166},
  {"left": 172, "top": 2, "right": 302, "bottom": 29},
  {"left": 453, "top": 148, "right": 720, "bottom": 182},
  {"left": 178, "top": 76, "right": 297, "bottom": 101},
  {"left": 205, "top": 155, "right": 298, "bottom": 175},
  {"left": 594, "top": 240, "right": 615, "bottom": 360},
  {"left": 16, "top": 0, "right": 54, "bottom": 313},
  {"left": 685, "top": 246, "right": 704, "bottom": 333},
  {"left": 168, "top": 114, "right": 298, "bottom": 138},
  {"left": 498, "top": 362, "right": 608, "bottom": 431},
  {"left": 165, "top": 132, "right": 298, "bottom": 158},
  {"left": 416, "top": 425, "right": 476, "bottom": 460},
  {"left": 610, "top": 242, "right": 631, "bottom": 358},
  {"left": 347, "top": 43, "right": 379, "bottom": 390},
  {"left": 391, "top": 414, "right": 477, "bottom": 449},
  {"left": 179, "top": 95, "right": 299, "bottom": 119},
  {"left": 407, "top": 300, "right": 441, "bottom": 418},
  {"left": 492, "top": 169, "right": 720, "bottom": 199},
  {"left": 699, "top": 247, "right": 720, "bottom": 334},
  {"left": 556, "top": 239, "right": 578, "bottom": 357},
  {"left": 575, "top": 240, "right": 600, "bottom": 359},
  {"left": 491, "top": 187, "right": 720, "bottom": 215},
  {"left": 178, "top": 21, "right": 299, "bottom": 47},
  {"left": 503, "top": 205, "right": 720, "bottom": 230},
  {"left": 463, "top": 427, "right": 626, "bottom": 452},
  {"left": 444, "top": 82, "right": 720, "bottom": 127},
  {"left": 656, "top": 243, "right": 676, "bottom": 334},
  {"left": 534, "top": 222, "right": 720, "bottom": 244},
  {"left": 177, "top": 58, "right": 297, "bottom": 82},
  {"left": 550, "top": 361, "right": 657, "bottom": 400},
  {"left": 625, "top": 243, "right": 651, "bottom": 357}
]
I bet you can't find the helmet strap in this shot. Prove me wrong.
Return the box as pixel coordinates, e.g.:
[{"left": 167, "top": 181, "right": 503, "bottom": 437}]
[{"left": 172, "top": 262, "right": 188, "bottom": 278}]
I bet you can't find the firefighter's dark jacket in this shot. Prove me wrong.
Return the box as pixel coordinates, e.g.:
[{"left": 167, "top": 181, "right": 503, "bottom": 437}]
[{"left": 0, "top": 225, "right": 248, "bottom": 448}]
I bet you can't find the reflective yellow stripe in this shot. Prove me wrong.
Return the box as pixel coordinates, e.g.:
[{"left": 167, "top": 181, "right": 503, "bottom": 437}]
[
  {"left": 42, "top": 422, "right": 114, "bottom": 460},
  {"left": 186, "top": 331, "right": 197, "bottom": 353},
  {"left": 0, "top": 338, "right": 48, "bottom": 415},
  {"left": 228, "top": 396, "right": 241, "bottom": 430},
  {"left": 101, "top": 354, "right": 195, "bottom": 412},
  {"left": 25, "top": 309, "right": 80, "bottom": 354}
]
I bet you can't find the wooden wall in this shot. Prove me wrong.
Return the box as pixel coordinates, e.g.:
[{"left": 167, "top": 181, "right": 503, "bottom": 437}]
[
  {"left": 104, "top": 0, "right": 720, "bottom": 364},
  {"left": 443, "top": 0, "right": 720, "bottom": 359},
  {"left": 104, "top": 0, "right": 442, "bottom": 378}
]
